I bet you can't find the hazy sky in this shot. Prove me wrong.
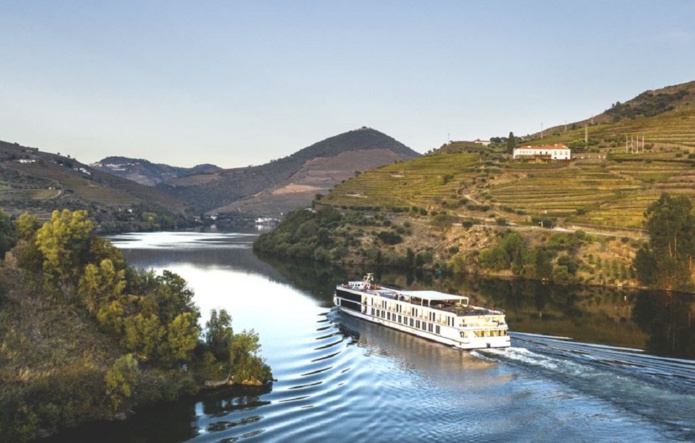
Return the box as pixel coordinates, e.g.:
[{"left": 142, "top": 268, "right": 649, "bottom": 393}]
[{"left": 2, "top": 1, "right": 694, "bottom": 168}]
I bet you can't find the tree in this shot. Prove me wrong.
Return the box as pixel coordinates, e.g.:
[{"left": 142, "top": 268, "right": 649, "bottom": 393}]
[
  {"left": 507, "top": 131, "right": 516, "bottom": 154},
  {"left": 0, "top": 210, "right": 17, "bottom": 258},
  {"left": 104, "top": 354, "right": 139, "bottom": 412},
  {"left": 122, "top": 313, "right": 164, "bottom": 361},
  {"left": 14, "top": 212, "right": 40, "bottom": 241},
  {"left": 78, "top": 259, "right": 126, "bottom": 314},
  {"left": 34, "top": 209, "right": 94, "bottom": 291},
  {"left": 535, "top": 248, "right": 554, "bottom": 280},
  {"left": 228, "top": 329, "right": 271, "bottom": 383},
  {"left": 205, "top": 309, "right": 234, "bottom": 361},
  {"left": 634, "top": 193, "right": 695, "bottom": 290},
  {"left": 164, "top": 312, "right": 200, "bottom": 365}
]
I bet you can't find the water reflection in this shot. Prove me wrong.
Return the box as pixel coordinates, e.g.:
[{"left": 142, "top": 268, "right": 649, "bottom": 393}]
[
  {"left": 54, "top": 232, "right": 693, "bottom": 443},
  {"left": 261, "top": 257, "right": 695, "bottom": 360},
  {"left": 633, "top": 290, "right": 695, "bottom": 358}
]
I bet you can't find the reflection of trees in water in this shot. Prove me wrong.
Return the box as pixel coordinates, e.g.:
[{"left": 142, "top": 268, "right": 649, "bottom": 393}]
[
  {"left": 199, "top": 386, "right": 272, "bottom": 417},
  {"left": 632, "top": 291, "right": 695, "bottom": 359},
  {"left": 257, "top": 256, "right": 693, "bottom": 359}
]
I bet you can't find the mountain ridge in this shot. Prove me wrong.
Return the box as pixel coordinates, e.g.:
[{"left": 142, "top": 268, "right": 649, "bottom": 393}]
[
  {"left": 0, "top": 139, "right": 189, "bottom": 231},
  {"left": 91, "top": 156, "right": 221, "bottom": 186},
  {"left": 157, "top": 127, "right": 420, "bottom": 215}
]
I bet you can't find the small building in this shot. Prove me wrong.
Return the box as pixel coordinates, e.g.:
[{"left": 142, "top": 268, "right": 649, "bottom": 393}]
[
  {"left": 513, "top": 144, "right": 571, "bottom": 161},
  {"left": 473, "top": 138, "right": 491, "bottom": 146}
]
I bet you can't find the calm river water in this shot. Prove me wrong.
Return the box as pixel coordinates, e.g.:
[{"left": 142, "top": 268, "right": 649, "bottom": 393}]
[{"left": 47, "top": 231, "right": 695, "bottom": 442}]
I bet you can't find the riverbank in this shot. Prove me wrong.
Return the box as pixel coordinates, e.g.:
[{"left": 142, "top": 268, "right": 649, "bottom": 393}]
[
  {"left": 254, "top": 206, "right": 643, "bottom": 290},
  {"left": 0, "top": 210, "right": 272, "bottom": 442}
]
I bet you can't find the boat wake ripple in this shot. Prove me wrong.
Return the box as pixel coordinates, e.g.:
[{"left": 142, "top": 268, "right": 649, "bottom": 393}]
[{"left": 473, "top": 332, "right": 695, "bottom": 440}]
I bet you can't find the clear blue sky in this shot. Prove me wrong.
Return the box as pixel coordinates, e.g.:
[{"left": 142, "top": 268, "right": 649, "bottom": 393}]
[{"left": 1, "top": 1, "right": 694, "bottom": 168}]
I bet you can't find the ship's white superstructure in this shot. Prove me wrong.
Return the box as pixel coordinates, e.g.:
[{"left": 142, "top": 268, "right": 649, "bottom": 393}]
[{"left": 334, "top": 274, "right": 510, "bottom": 350}]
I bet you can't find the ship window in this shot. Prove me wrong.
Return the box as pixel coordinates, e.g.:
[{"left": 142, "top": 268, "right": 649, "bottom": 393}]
[
  {"left": 435, "top": 325, "right": 440, "bottom": 334},
  {"left": 410, "top": 318, "right": 414, "bottom": 327},
  {"left": 371, "top": 308, "right": 374, "bottom": 316},
  {"left": 398, "top": 315, "right": 402, "bottom": 323},
  {"left": 416, "top": 320, "right": 420, "bottom": 328},
  {"left": 428, "top": 323, "right": 433, "bottom": 332}
]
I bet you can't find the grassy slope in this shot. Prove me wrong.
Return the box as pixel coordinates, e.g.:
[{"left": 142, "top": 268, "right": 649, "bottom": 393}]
[
  {"left": 0, "top": 141, "right": 187, "bottom": 229},
  {"left": 309, "top": 80, "right": 695, "bottom": 288},
  {"left": 327, "top": 80, "right": 695, "bottom": 231}
]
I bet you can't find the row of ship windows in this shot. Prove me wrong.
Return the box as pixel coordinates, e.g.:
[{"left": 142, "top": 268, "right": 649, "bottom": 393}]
[
  {"left": 460, "top": 330, "right": 508, "bottom": 338},
  {"left": 372, "top": 298, "right": 455, "bottom": 327},
  {"left": 371, "top": 308, "right": 442, "bottom": 335}
]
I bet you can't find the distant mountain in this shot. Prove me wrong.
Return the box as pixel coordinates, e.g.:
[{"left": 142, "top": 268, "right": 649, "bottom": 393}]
[
  {"left": 91, "top": 156, "right": 221, "bottom": 186},
  {"left": 157, "top": 127, "right": 420, "bottom": 215},
  {"left": 0, "top": 140, "right": 189, "bottom": 231}
]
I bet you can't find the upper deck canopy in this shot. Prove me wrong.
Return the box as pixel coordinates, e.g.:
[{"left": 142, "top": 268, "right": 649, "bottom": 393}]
[{"left": 396, "top": 289, "right": 469, "bottom": 304}]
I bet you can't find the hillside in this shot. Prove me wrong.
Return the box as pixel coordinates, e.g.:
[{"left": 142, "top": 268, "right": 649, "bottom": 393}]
[
  {"left": 336, "top": 79, "right": 695, "bottom": 230},
  {"left": 258, "top": 79, "right": 695, "bottom": 290},
  {"left": 526, "top": 80, "right": 695, "bottom": 152},
  {"left": 91, "top": 156, "right": 221, "bottom": 186},
  {"left": 0, "top": 140, "right": 189, "bottom": 231},
  {"left": 157, "top": 127, "right": 420, "bottom": 215}
]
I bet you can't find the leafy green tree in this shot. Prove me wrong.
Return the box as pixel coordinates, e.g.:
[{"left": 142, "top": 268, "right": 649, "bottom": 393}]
[
  {"left": 34, "top": 209, "right": 94, "bottom": 290},
  {"left": 163, "top": 312, "right": 200, "bottom": 365},
  {"left": 104, "top": 354, "right": 139, "bottom": 411},
  {"left": 97, "top": 300, "right": 125, "bottom": 334},
  {"left": 153, "top": 270, "right": 198, "bottom": 325},
  {"left": 634, "top": 193, "right": 695, "bottom": 290},
  {"left": 205, "top": 309, "right": 234, "bottom": 361},
  {"left": 228, "top": 329, "right": 271, "bottom": 383},
  {"left": 535, "top": 248, "right": 554, "bottom": 280},
  {"left": 479, "top": 247, "right": 510, "bottom": 270},
  {"left": 78, "top": 259, "right": 126, "bottom": 314},
  {"left": 122, "top": 313, "right": 164, "bottom": 361},
  {"left": 14, "top": 212, "right": 40, "bottom": 241}
]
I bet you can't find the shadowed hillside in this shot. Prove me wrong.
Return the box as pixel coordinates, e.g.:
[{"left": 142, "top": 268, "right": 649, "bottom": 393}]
[
  {"left": 91, "top": 156, "right": 221, "bottom": 186},
  {"left": 157, "top": 127, "right": 420, "bottom": 215},
  {"left": 0, "top": 140, "right": 189, "bottom": 231}
]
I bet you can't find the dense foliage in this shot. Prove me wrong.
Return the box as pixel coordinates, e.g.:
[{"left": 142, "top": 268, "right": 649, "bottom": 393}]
[
  {"left": 254, "top": 205, "right": 432, "bottom": 268},
  {"left": 606, "top": 89, "right": 689, "bottom": 122},
  {"left": 0, "top": 209, "right": 271, "bottom": 441},
  {"left": 463, "top": 230, "right": 583, "bottom": 285},
  {"left": 634, "top": 193, "right": 695, "bottom": 291}
]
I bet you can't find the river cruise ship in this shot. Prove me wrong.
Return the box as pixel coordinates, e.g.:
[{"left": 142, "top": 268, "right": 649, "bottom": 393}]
[{"left": 334, "top": 274, "right": 510, "bottom": 350}]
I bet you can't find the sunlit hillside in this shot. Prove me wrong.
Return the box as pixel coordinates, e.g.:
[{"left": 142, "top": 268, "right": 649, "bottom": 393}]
[{"left": 324, "top": 80, "right": 695, "bottom": 231}]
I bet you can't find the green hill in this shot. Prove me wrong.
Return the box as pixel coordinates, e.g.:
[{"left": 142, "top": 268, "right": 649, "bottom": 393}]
[
  {"left": 0, "top": 140, "right": 190, "bottom": 231},
  {"left": 257, "top": 79, "right": 695, "bottom": 290},
  {"left": 326, "top": 80, "right": 695, "bottom": 230},
  {"left": 157, "top": 127, "right": 420, "bottom": 215}
]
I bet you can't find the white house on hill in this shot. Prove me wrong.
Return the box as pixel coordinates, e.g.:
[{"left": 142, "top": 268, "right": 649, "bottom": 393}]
[{"left": 513, "top": 144, "right": 571, "bottom": 160}]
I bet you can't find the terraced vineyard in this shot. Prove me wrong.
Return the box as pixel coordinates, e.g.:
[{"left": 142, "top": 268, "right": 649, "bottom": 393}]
[
  {"left": 325, "top": 152, "right": 482, "bottom": 209},
  {"left": 325, "top": 146, "right": 695, "bottom": 230}
]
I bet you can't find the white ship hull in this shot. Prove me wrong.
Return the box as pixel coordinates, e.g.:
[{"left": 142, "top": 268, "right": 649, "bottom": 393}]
[{"left": 334, "top": 280, "right": 511, "bottom": 350}]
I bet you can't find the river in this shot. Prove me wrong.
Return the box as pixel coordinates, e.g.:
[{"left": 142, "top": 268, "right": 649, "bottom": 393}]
[{"left": 45, "top": 231, "right": 695, "bottom": 442}]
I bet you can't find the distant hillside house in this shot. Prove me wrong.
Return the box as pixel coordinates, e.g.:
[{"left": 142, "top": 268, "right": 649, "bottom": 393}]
[
  {"left": 473, "top": 138, "right": 491, "bottom": 146},
  {"left": 513, "top": 144, "right": 571, "bottom": 161}
]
